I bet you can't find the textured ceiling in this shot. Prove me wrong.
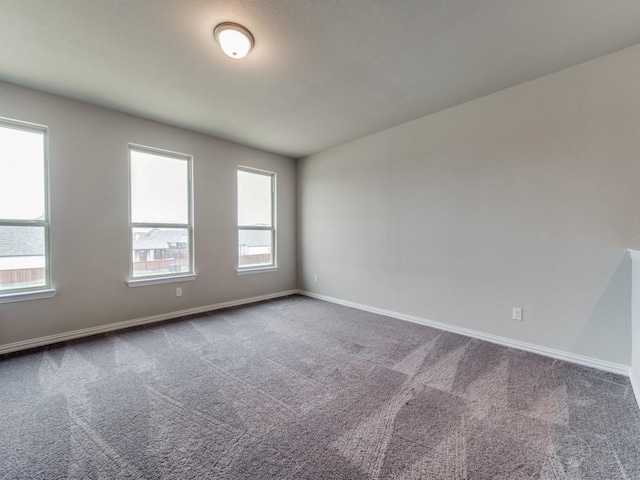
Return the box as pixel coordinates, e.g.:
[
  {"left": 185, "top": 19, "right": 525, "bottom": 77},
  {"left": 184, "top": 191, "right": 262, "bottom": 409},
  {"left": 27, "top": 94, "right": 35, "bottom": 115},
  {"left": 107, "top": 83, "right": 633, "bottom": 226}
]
[{"left": 2, "top": 1, "right": 640, "bottom": 158}]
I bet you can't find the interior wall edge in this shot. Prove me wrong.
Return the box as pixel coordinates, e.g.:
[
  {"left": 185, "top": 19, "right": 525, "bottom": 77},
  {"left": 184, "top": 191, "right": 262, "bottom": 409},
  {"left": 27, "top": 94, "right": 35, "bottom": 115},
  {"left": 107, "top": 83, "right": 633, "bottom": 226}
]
[{"left": 631, "top": 369, "right": 640, "bottom": 410}]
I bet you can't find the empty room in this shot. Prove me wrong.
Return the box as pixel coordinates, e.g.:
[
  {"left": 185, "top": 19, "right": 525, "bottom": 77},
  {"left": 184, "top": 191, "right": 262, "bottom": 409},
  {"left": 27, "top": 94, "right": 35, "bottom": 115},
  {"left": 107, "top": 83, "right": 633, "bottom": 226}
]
[{"left": 3, "top": 1, "right": 640, "bottom": 478}]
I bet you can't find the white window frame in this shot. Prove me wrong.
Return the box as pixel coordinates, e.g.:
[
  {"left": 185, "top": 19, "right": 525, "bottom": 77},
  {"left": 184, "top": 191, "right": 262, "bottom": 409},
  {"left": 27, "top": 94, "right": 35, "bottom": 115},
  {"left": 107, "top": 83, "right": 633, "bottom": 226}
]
[
  {"left": 237, "top": 166, "right": 277, "bottom": 274},
  {"left": 127, "top": 144, "right": 195, "bottom": 287},
  {"left": 0, "top": 117, "right": 55, "bottom": 303}
]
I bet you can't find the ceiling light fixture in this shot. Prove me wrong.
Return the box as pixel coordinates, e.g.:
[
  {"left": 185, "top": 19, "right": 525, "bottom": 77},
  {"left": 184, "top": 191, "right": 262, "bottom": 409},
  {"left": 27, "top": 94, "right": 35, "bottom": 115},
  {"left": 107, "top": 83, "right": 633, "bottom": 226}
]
[{"left": 214, "top": 22, "right": 254, "bottom": 59}]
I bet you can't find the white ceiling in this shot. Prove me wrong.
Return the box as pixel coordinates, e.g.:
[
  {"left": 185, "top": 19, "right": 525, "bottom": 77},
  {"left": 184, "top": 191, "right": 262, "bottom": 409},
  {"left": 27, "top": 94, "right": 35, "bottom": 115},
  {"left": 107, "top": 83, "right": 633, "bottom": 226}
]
[{"left": 2, "top": 1, "right": 640, "bottom": 158}]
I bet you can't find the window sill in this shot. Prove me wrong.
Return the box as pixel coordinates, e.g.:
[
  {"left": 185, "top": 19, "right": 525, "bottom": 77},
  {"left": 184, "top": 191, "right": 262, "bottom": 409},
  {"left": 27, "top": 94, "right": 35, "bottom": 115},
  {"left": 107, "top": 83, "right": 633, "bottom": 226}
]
[
  {"left": 0, "top": 288, "right": 56, "bottom": 304},
  {"left": 127, "top": 274, "right": 197, "bottom": 287},
  {"left": 236, "top": 266, "right": 279, "bottom": 276}
]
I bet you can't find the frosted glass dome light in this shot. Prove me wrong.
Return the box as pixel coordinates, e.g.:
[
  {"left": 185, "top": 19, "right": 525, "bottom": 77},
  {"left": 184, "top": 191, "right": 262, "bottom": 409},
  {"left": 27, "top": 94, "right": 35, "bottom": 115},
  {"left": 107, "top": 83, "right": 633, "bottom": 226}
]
[{"left": 214, "top": 23, "right": 254, "bottom": 59}]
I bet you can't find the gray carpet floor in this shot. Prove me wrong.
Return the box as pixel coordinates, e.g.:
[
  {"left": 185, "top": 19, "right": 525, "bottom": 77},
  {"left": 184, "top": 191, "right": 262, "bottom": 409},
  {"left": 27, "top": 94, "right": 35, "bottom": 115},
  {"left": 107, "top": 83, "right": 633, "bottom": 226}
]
[{"left": 2, "top": 295, "right": 640, "bottom": 479}]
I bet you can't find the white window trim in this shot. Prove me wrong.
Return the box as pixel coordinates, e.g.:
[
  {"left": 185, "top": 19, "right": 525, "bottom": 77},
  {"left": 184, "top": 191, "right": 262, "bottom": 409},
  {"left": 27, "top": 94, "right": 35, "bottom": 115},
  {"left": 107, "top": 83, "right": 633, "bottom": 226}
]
[
  {"left": 127, "top": 144, "right": 195, "bottom": 286},
  {"left": 236, "top": 266, "right": 279, "bottom": 275},
  {"left": 0, "top": 117, "right": 53, "bottom": 301},
  {"left": 237, "top": 166, "right": 277, "bottom": 274},
  {"left": 0, "top": 288, "right": 56, "bottom": 304},
  {"left": 127, "top": 274, "right": 197, "bottom": 287}
]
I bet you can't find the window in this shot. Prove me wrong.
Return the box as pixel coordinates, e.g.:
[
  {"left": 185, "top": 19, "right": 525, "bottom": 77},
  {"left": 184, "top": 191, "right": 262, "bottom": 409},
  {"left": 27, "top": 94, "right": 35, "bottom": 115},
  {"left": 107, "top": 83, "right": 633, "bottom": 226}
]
[
  {"left": 129, "top": 145, "right": 194, "bottom": 285},
  {"left": 0, "top": 118, "right": 52, "bottom": 300},
  {"left": 237, "top": 167, "right": 276, "bottom": 272}
]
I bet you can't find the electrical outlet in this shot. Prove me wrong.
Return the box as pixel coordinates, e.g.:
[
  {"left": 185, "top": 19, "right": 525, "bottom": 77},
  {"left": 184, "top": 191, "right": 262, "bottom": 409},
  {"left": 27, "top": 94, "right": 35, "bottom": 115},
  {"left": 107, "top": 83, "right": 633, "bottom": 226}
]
[
  {"left": 314, "top": 275, "right": 318, "bottom": 283},
  {"left": 512, "top": 307, "right": 523, "bottom": 321},
  {"left": 176, "top": 287, "right": 182, "bottom": 297}
]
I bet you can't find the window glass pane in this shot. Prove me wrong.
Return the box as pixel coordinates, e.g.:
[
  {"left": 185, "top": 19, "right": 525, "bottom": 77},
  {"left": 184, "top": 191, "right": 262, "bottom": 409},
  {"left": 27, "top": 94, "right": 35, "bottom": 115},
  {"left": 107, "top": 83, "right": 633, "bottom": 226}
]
[
  {"left": 238, "top": 170, "right": 272, "bottom": 226},
  {"left": 0, "top": 225, "right": 46, "bottom": 290},
  {"left": 238, "top": 229, "right": 272, "bottom": 267},
  {"left": 132, "top": 227, "right": 190, "bottom": 277},
  {"left": 0, "top": 125, "right": 45, "bottom": 220},
  {"left": 131, "top": 150, "right": 189, "bottom": 224}
]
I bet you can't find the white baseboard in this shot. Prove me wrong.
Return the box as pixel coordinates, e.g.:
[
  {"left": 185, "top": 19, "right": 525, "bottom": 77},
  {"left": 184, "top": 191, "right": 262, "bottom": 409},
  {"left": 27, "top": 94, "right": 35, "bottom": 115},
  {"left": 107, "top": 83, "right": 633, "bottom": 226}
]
[
  {"left": 0, "top": 290, "right": 298, "bottom": 356},
  {"left": 298, "top": 290, "right": 631, "bottom": 377},
  {"left": 4, "top": 288, "right": 634, "bottom": 384}
]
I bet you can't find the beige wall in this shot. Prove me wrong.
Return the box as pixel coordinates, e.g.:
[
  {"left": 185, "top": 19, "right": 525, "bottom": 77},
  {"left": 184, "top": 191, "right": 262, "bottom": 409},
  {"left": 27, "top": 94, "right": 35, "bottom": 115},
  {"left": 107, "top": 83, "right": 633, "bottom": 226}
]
[
  {"left": 0, "top": 81, "right": 296, "bottom": 348},
  {"left": 298, "top": 44, "right": 640, "bottom": 365}
]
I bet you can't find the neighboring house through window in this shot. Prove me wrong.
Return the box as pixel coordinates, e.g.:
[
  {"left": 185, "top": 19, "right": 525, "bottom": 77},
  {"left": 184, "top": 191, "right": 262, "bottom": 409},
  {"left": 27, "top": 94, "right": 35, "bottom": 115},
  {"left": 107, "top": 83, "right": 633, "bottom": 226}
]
[
  {"left": 0, "top": 118, "right": 52, "bottom": 300},
  {"left": 128, "top": 145, "right": 194, "bottom": 284},
  {"left": 237, "top": 166, "right": 276, "bottom": 272}
]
